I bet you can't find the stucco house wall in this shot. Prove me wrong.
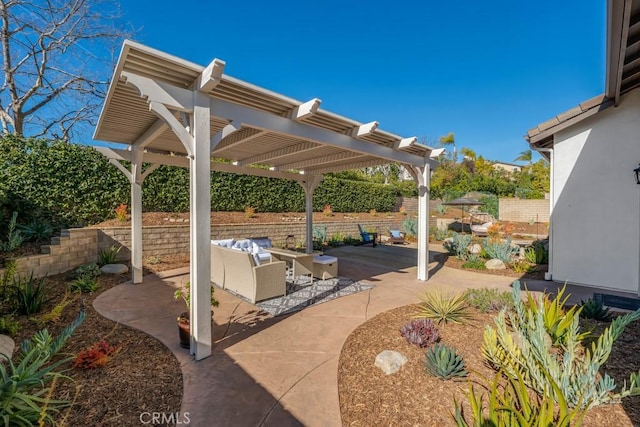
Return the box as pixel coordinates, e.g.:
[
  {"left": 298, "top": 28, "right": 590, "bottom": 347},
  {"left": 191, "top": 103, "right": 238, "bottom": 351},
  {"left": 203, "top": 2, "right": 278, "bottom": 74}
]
[{"left": 551, "top": 88, "right": 640, "bottom": 294}]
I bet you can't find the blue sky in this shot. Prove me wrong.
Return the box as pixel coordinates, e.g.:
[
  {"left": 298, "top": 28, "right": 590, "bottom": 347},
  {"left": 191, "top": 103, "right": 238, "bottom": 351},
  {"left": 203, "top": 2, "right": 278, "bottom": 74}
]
[{"left": 117, "top": 0, "right": 606, "bottom": 163}]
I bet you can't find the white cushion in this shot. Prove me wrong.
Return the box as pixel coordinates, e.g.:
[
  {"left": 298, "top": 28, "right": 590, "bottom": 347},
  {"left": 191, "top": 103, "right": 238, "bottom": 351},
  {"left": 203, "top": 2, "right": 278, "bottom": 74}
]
[
  {"left": 313, "top": 255, "right": 337, "bottom": 265},
  {"left": 390, "top": 230, "right": 402, "bottom": 238},
  {"left": 232, "top": 239, "right": 252, "bottom": 251},
  {"left": 212, "top": 239, "right": 234, "bottom": 248},
  {"left": 251, "top": 238, "right": 272, "bottom": 249}
]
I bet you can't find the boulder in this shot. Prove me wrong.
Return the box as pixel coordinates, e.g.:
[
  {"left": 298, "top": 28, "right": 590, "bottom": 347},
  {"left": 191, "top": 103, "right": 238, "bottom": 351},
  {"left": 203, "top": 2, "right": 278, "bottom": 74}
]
[
  {"left": 485, "top": 259, "right": 506, "bottom": 270},
  {"left": 100, "top": 264, "right": 129, "bottom": 274},
  {"left": 374, "top": 350, "right": 408, "bottom": 375},
  {"left": 468, "top": 243, "right": 482, "bottom": 254},
  {"left": 0, "top": 335, "right": 15, "bottom": 361}
]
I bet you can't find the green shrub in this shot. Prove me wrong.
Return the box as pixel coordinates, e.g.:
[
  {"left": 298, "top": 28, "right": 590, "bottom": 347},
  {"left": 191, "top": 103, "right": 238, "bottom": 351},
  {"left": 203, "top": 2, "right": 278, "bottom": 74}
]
[
  {"left": 17, "top": 216, "right": 54, "bottom": 242},
  {"left": 415, "top": 290, "right": 471, "bottom": 325},
  {"left": 477, "top": 193, "right": 498, "bottom": 219},
  {"left": 424, "top": 343, "right": 467, "bottom": 380},
  {"left": 453, "top": 369, "right": 588, "bottom": 426},
  {"left": 524, "top": 240, "right": 548, "bottom": 264},
  {"left": 443, "top": 232, "right": 471, "bottom": 260},
  {"left": 482, "top": 281, "right": 640, "bottom": 409},
  {"left": 579, "top": 298, "right": 612, "bottom": 321},
  {"left": 1, "top": 311, "right": 85, "bottom": 425},
  {"left": 0, "top": 316, "right": 19, "bottom": 335},
  {"left": 464, "top": 288, "right": 513, "bottom": 313},
  {"left": 69, "top": 276, "right": 99, "bottom": 293},
  {"left": 461, "top": 259, "right": 486, "bottom": 270},
  {"left": 509, "top": 259, "right": 536, "bottom": 274},
  {"left": 430, "top": 226, "right": 450, "bottom": 241},
  {"left": 483, "top": 238, "right": 518, "bottom": 263},
  {"left": 98, "top": 245, "right": 122, "bottom": 266},
  {"left": 13, "top": 273, "right": 49, "bottom": 315},
  {"left": 1, "top": 211, "right": 24, "bottom": 251},
  {"left": 402, "top": 216, "right": 417, "bottom": 238},
  {"left": 0, "top": 259, "right": 17, "bottom": 302},
  {"left": 71, "top": 262, "right": 101, "bottom": 280}
]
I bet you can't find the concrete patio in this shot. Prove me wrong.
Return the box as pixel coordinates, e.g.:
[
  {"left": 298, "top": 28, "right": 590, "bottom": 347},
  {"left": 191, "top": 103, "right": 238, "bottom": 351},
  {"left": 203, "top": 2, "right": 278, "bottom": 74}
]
[{"left": 93, "top": 243, "right": 588, "bottom": 426}]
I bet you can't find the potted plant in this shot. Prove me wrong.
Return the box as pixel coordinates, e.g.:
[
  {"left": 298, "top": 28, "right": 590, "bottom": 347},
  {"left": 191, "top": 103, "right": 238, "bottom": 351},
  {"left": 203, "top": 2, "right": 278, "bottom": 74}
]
[{"left": 174, "top": 282, "right": 219, "bottom": 349}]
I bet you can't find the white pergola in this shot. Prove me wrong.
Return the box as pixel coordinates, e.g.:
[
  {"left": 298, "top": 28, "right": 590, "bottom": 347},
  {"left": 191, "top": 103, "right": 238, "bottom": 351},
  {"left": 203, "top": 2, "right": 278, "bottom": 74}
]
[{"left": 93, "top": 40, "right": 440, "bottom": 360}]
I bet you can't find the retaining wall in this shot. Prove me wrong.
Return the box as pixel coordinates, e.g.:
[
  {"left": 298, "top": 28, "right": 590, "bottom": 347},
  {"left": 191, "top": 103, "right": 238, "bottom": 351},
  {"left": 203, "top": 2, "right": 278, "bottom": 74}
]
[
  {"left": 2, "top": 228, "right": 98, "bottom": 279},
  {"left": 498, "top": 198, "right": 549, "bottom": 223}
]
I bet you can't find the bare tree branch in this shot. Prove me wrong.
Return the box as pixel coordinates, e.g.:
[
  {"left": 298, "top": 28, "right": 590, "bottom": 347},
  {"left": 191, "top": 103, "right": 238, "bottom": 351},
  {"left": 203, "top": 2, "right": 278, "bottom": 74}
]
[{"left": 0, "top": 0, "right": 132, "bottom": 139}]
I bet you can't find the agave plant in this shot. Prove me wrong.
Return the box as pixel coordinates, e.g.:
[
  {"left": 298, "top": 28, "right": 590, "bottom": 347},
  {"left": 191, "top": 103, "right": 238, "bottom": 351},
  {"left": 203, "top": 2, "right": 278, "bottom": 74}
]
[
  {"left": 424, "top": 343, "right": 467, "bottom": 380},
  {"left": 414, "top": 290, "right": 471, "bottom": 325},
  {"left": 579, "top": 298, "right": 612, "bottom": 321}
]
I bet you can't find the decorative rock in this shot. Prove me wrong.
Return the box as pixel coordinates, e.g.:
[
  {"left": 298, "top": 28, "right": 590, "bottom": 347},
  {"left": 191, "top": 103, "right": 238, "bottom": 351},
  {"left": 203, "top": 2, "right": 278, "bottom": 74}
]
[
  {"left": 0, "top": 335, "right": 15, "bottom": 360},
  {"left": 468, "top": 243, "right": 482, "bottom": 254},
  {"left": 485, "top": 259, "right": 506, "bottom": 270},
  {"left": 100, "top": 264, "right": 129, "bottom": 274},
  {"left": 374, "top": 350, "right": 408, "bottom": 375}
]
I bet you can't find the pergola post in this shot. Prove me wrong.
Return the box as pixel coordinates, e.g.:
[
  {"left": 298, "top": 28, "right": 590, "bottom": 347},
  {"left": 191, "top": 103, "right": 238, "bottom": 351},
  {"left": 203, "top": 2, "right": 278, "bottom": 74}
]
[
  {"left": 130, "top": 149, "right": 144, "bottom": 284},
  {"left": 299, "top": 176, "right": 323, "bottom": 254},
  {"left": 189, "top": 92, "right": 213, "bottom": 360},
  {"left": 412, "top": 165, "right": 431, "bottom": 281}
]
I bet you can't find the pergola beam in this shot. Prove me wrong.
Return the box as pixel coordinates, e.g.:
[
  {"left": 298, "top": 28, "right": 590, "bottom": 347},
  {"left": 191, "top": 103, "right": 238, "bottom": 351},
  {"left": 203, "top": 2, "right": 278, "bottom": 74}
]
[
  {"left": 211, "top": 122, "right": 240, "bottom": 153},
  {"left": 351, "top": 121, "right": 378, "bottom": 137},
  {"left": 288, "top": 98, "right": 321, "bottom": 120},
  {"left": 212, "top": 128, "right": 268, "bottom": 153},
  {"left": 197, "top": 58, "right": 225, "bottom": 93},
  {"left": 235, "top": 141, "right": 319, "bottom": 166},
  {"left": 277, "top": 151, "right": 367, "bottom": 171},
  {"left": 132, "top": 119, "right": 168, "bottom": 150},
  {"left": 210, "top": 97, "right": 427, "bottom": 167},
  {"left": 95, "top": 147, "right": 311, "bottom": 182}
]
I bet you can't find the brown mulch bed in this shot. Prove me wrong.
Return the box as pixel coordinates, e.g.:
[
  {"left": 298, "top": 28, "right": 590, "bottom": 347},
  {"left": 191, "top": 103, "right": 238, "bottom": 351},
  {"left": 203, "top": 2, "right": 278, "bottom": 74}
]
[
  {"left": 433, "top": 251, "right": 547, "bottom": 280},
  {"left": 0, "top": 211, "right": 551, "bottom": 426},
  {"left": 1, "top": 269, "right": 182, "bottom": 426},
  {"left": 338, "top": 305, "right": 640, "bottom": 426}
]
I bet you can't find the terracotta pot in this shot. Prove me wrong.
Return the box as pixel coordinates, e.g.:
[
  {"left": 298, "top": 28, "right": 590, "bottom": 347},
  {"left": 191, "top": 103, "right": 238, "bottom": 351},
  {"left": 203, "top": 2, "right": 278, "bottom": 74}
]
[{"left": 177, "top": 312, "right": 190, "bottom": 349}]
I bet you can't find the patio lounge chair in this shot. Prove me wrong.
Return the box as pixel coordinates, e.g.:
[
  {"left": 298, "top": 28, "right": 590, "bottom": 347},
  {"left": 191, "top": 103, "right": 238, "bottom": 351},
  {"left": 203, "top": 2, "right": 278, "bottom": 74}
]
[
  {"left": 358, "top": 224, "right": 377, "bottom": 247},
  {"left": 470, "top": 222, "right": 493, "bottom": 237},
  {"left": 388, "top": 229, "right": 406, "bottom": 244}
]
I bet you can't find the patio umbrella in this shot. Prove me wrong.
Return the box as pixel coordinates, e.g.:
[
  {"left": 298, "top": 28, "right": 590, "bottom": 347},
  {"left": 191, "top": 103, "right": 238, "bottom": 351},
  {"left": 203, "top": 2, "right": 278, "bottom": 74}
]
[{"left": 442, "top": 197, "right": 484, "bottom": 233}]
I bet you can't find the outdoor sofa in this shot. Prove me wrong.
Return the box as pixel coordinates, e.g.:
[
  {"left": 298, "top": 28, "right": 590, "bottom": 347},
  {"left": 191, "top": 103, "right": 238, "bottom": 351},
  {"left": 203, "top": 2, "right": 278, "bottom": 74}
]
[{"left": 210, "top": 238, "right": 286, "bottom": 303}]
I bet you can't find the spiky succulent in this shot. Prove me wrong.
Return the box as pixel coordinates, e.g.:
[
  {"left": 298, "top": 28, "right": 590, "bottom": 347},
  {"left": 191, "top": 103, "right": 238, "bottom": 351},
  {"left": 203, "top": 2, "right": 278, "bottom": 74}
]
[
  {"left": 424, "top": 343, "right": 467, "bottom": 380},
  {"left": 414, "top": 290, "right": 472, "bottom": 325},
  {"left": 579, "top": 299, "right": 612, "bottom": 321},
  {"left": 400, "top": 319, "right": 439, "bottom": 348}
]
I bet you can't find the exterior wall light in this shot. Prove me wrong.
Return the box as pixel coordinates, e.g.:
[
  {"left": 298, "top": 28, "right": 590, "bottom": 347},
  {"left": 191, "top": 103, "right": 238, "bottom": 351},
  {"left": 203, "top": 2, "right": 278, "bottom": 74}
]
[{"left": 635, "top": 164, "right": 640, "bottom": 184}]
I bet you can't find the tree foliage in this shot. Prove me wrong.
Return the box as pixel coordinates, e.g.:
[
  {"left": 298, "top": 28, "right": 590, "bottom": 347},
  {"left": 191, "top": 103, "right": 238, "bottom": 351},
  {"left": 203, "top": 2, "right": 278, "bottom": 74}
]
[{"left": 0, "top": 0, "right": 130, "bottom": 139}]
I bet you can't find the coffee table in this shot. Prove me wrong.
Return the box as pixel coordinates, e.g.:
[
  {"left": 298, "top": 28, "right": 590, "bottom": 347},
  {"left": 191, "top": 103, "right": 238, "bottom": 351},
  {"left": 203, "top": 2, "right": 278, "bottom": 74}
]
[{"left": 267, "top": 248, "right": 314, "bottom": 282}]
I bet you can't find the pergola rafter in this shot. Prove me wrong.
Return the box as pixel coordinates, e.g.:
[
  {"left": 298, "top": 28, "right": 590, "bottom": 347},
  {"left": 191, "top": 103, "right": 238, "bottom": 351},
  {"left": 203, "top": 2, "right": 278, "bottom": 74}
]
[{"left": 93, "top": 40, "right": 440, "bottom": 361}]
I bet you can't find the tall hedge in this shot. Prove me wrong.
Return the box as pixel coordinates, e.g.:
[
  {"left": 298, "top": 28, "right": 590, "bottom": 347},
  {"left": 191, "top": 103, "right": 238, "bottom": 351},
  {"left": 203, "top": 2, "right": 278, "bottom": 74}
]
[
  {"left": 0, "top": 136, "right": 128, "bottom": 227},
  {"left": 0, "top": 136, "right": 403, "bottom": 227}
]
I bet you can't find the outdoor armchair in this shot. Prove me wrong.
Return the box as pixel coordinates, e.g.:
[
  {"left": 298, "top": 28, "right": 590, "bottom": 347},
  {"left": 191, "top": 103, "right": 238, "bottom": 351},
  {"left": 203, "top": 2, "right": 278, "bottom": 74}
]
[
  {"left": 357, "top": 224, "right": 377, "bottom": 247},
  {"left": 388, "top": 229, "right": 406, "bottom": 244}
]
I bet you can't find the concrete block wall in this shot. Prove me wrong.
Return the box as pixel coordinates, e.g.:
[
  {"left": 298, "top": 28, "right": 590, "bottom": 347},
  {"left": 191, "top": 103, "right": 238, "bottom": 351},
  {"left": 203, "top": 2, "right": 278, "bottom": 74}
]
[
  {"left": 498, "top": 198, "right": 550, "bottom": 223},
  {"left": 96, "top": 218, "right": 416, "bottom": 259},
  {"left": 0, "top": 228, "right": 98, "bottom": 279}
]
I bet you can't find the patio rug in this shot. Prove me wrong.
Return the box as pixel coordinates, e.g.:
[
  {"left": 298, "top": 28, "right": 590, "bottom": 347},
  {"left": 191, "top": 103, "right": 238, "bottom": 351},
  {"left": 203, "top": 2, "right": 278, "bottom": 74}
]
[{"left": 255, "top": 276, "right": 374, "bottom": 317}]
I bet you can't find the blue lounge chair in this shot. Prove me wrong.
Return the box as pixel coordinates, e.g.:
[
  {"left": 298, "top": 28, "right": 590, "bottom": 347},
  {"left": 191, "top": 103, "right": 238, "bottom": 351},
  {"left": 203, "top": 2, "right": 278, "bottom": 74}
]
[{"left": 358, "top": 224, "right": 377, "bottom": 247}]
